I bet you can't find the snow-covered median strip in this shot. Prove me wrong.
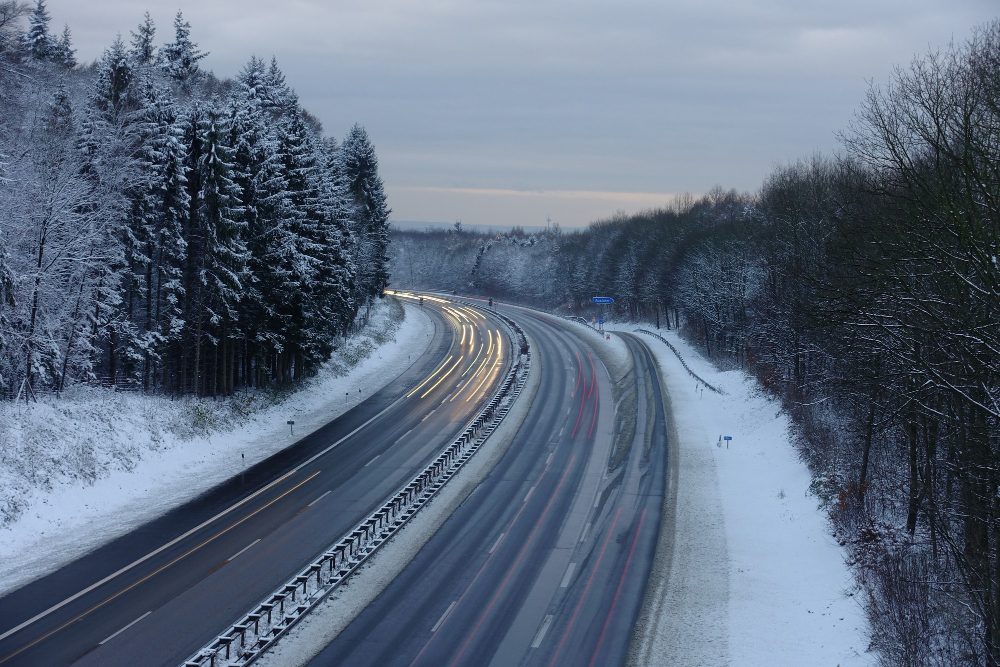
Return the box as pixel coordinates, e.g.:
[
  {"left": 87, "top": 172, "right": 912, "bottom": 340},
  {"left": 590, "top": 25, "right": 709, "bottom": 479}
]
[
  {"left": 0, "top": 300, "right": 434, "bottom": 597},
  {"left": 622, "top": 326, "right": 871, "bottom": 666}
]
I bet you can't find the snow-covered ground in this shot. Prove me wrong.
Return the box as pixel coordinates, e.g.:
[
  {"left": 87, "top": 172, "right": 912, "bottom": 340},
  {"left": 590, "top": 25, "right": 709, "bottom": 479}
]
[
  {"left": 612, "top": 324, "right": 871, "bottom": 666},
  {"left": 0, "top": 300, "right": 435, "bottom": 597}
]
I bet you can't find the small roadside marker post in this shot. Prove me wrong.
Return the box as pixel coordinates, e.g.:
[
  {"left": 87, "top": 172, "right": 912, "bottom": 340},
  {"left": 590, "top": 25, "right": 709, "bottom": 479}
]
[
  {"left": 724, "top": 435, "right": 732, "bottom": 449},
  {"left": 288, "top": 420, "right": 295, "bottom": 436}
]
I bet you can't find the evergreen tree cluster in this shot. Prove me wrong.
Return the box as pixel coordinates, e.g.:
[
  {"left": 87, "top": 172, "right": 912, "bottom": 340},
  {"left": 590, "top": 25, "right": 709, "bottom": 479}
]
[
  {"left": 390, "top": 21, "right": 1000, "bottom": 665},
  {"left": 0, "top": 5, "right": 391, "bottom": 397}
]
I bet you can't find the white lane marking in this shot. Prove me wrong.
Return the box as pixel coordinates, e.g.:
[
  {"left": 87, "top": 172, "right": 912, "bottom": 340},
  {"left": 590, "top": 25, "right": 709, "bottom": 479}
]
[
  {"left": 421, "top": 408, "right": 437, "bottom": 422},
  {"left": 580, "top": 522, "right": 591, "bottom": 543},
  {"left": 395, "top": 428, "right": 413, "bottom": 444},
  {"left": 558, "top": 427, "right": 564, "bottom": 437},
  {"left": 99, "top": 611, "right": 151, "bottom": 645},
  {"left": 307, "top": 491, "right": 331, "bottom": 507},
  {"left": 560, "top": 562, "right": 577, "bottom": 588},
  {"left": 228, "top": 538, "right": 261, "bottom": 562},
  {"left": 365, "top": 455, "right": 380, "bottom": 467},
  {"left": 0, "top": 465, "right": 301, "bottom": 643},
  {"left": 432, "top": 601, "right": 458, "bottom": 632},
  {"left": 546, "top": 452, "right": 554, "bottom": 465},
  {"left": 566, "top": 406, "right": 571, "bottom": 415},
  {"left": 593, "top": 493, "right": 601, "bottom": 508},
  {"left": 524, "top": 486, "right": 536, "bottom": 503},
  {"left": 489, "top": 532, "right": 506, "bottom": 554},
  {"left": 531, "top": 614, "right": 554, "bottom": 648}
]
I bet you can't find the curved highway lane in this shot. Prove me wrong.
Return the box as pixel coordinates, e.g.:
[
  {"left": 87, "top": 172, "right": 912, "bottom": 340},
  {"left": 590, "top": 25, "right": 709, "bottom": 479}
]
[
  {"left": 0, "top": 296, "right": 511, "bottom": 667},
  {"left": 308, "top": 306, "right": 668, "bottom": 667}
]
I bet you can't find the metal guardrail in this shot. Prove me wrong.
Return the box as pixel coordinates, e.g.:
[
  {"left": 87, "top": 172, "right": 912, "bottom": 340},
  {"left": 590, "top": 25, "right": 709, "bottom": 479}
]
[
  {"left": 635, "top": 329, "right": 724, "bottom": 395},
  {"left": 181, "top": 306, "right": 531, "bottom": 667}
]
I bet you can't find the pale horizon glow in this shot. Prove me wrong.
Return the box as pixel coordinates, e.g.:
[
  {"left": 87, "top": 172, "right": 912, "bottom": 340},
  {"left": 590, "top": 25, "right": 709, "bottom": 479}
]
[{"left": 44, "top": 0, "right": 1000, "bottom": 228}]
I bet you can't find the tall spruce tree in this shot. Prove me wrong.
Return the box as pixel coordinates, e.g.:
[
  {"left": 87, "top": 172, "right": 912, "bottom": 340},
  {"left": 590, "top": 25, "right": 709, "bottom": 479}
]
[
  {"left": 340, "top": 123, "right": 391, "bottom": 305},
  {"left": 23, "top": 0, "right": 53, "bottom": 61},
  {"left": 130, "top": 12, "right": 156, "bottom": 66},
  {"left": 161, "top": 11, "right": 206, "bottom": 90}
]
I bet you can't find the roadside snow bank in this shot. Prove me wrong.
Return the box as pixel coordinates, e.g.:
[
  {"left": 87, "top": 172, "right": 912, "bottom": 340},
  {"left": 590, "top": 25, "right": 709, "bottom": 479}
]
[
  {"left": 0, "top": 300, "right": 435, "bottom": 596},
  {"left": 622, "top": 325, "right": 870, "bottom": 666}
]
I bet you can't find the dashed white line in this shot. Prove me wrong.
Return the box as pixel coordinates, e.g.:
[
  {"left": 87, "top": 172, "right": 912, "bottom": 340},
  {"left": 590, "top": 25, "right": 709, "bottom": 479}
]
[
  {"left": 524, "top": 486, "right": 536, "bottom": 503},
  {"left": 307, "top": 491, "right": 331, "bottom": 507},
  {"left": 228, "top": 538, "right": 261, "bottom": 562},
  {"left": 531, "top": 614, "right": 554, "bottom": 648},
  {"left": 365, "top": 455, "right": 380, "bottom": 467},
  {"left": 99, "top": 611, "right": 151, "bottom": 645},
  {"left": 546, "top": 452, "right": 554, "bottom": 465},
  {"left": 580, "top": 522, "right": 591, "bottom": 543},
  {"left": 558, "top": 427, "right": 564, "bottom": 437},
  {"left": 432, "top": 601, "right": 458, "bottom": 632},
  {"left": 421, "top": 408, "right": 437, "bottom": 422},
  {"left": 560, "top": 562, "right": 577, "bottom": 588},
  {"left": 489, "top": 532, "right": 506, "bottom": 554},
  {"left": 395, "top": 428, "right": 414, "bottom": 444}
]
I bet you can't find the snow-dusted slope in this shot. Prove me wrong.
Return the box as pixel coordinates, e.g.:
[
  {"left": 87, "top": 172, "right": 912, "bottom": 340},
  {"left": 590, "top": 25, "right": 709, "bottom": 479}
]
[
  {"left": 619, "top": 325, "right": 871, "bottom": 666},
  {"left": 0, "top": 302, "right": 434, "bottom": 596}
]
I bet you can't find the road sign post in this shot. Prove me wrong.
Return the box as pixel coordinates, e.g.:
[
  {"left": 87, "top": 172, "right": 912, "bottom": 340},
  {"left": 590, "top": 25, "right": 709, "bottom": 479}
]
[{"left": 724, "top": 435, "right": 732, "bottom": 449}]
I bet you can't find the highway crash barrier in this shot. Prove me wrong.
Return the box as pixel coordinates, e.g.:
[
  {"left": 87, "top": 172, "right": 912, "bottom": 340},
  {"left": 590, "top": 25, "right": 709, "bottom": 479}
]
[
  {"left": 182, "top": 304, "right": 530, "bottom": 667},
  {"left": 635, "top": 329, "right": 724, "bottom": 395}
]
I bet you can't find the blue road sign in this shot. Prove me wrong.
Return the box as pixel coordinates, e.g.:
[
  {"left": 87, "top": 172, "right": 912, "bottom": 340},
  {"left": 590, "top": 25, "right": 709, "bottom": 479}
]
[
  {"left": 724, "top": 436, "right": 732, "bottom": 441},
  {"left": 599, "top": 317, "right": 604, "bottom": 324},
  {"left": 592, "top": 296, "right": 614, "bottom": 304}
]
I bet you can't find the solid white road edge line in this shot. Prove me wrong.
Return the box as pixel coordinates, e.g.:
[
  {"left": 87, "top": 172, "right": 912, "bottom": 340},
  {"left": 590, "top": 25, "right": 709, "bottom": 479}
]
[{"left": 0, "top": 353, "right": 435, "bottom": 643}]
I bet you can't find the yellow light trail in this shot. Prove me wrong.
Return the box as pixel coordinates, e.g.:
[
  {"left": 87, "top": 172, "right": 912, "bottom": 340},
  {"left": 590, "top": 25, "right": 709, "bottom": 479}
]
[
  {"left": 461, "top": 343, "right": 484, "bottom": 378},
  {"left": 459, "top": 325, "right": 466, "bottom": 346},
  {"left": 406, "top": 356, "right": 454, "bottom": 398},
  {"left": 420, "top": 355, "right": 465, "bottom": 398},
  {"left": 451, "top": 344, "right": 495, "bottom": 401}
]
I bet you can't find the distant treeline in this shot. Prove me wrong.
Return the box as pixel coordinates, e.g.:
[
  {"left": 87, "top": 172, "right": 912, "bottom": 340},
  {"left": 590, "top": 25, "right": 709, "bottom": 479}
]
[
  {"left": 0, "top": 3, "right": 390, "bottom": 397},
  {"left": 390, "top": 21, "right": 1000, "bottom": 666}
]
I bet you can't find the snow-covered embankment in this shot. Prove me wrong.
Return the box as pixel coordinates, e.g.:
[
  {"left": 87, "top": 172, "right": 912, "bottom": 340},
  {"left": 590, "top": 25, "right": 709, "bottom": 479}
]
[
  {"left": 621, "top": 326, "right": 871, "bottom": 666},
  {"left": 0, "top": 300, "right": 434, "bottom": 596}
]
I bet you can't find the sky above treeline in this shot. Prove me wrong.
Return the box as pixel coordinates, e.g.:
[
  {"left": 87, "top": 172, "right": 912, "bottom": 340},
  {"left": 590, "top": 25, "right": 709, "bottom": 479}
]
[{"left": 53, "top": 0, "right": 997, "bottom": 228}]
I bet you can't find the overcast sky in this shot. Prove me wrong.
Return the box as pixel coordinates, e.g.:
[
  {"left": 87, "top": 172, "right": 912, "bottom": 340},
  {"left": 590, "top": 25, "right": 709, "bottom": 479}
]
[{"left": 50, "top": 0, "right": 998, "bottom": 227}]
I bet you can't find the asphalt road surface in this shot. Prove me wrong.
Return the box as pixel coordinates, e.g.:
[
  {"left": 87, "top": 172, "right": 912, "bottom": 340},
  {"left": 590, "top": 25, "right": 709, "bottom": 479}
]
[
  {"left": 0, "top": 297, "right": 511, "bottom": 667},
  {"left": 307, "top": 306, "right": 668, "bottom": 667}
]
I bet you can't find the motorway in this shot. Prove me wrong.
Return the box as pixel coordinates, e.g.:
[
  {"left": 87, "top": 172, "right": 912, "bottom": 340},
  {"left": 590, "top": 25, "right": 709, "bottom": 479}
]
[
  {"left": 0, "top": 297, "right": 512, "bottom": 666},
  {"left": 306, "top": 306, "right": 668, "bottom": 667}
]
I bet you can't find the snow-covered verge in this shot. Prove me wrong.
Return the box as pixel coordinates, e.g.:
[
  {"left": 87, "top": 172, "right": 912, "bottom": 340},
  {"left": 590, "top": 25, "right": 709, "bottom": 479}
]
[
  {"left": 618, "top": 324, "right": 871, "bottom": 666},
  {"left": 0, "top": 299, "right": 435, "bottom": 596}
]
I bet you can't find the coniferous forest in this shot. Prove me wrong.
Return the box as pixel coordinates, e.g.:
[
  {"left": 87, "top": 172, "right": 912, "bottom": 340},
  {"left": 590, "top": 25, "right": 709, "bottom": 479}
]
[
  {"left": 0, "top": 2, "right": 390, "bottom": 399},
  {"left": 390, "top": 21, "right": 1000, "bottom": 665}
]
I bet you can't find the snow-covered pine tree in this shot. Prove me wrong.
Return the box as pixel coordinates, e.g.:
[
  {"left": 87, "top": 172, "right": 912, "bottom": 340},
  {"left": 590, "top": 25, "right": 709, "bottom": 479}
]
[
  {"left": 161, "top": 11, "right": 206, "bottom": 91},
  {"left": 262, "top": 56, "right": 292, "bottom": 115},
  {"left": 276, "top": 100, "right": 324, "bottom": 380},
  {"left": 316, "top": 136, "right": 357, "bottom": 340},
  {"left": 340, "top": 123, "right": 391, "bottom": 308},
  {"left": 22, "top": 0, "right": 54, "bottom": 61},
  {"left": 51, "top": 24, "right": 74, "bottom": 68},
  {"left": 229, "top": 56, "right": 294, "bottom": 388},
  {"left": 192, "top": 103, "right": 246, "bottom": 396},
  {"left": 130, "top": 12, "right": 157, "bottom": 67},
  {"left": 78, "top": 36, "right": 148, "bottom": 386}
]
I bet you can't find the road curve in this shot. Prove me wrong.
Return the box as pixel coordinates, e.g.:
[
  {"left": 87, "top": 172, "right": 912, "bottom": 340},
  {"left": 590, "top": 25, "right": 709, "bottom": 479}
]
[
  {"left": 306, "top": 305, "right": 668, "bottom": 667},
  {"left": 0, "top": 298, "right": 511, "bottom": 667}
]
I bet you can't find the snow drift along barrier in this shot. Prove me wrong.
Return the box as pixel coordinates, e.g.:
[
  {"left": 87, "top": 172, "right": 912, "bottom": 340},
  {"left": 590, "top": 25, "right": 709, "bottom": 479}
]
[{"left": 636, "top": 329, "right": 724, "bottom": 395}]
